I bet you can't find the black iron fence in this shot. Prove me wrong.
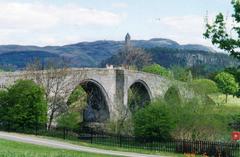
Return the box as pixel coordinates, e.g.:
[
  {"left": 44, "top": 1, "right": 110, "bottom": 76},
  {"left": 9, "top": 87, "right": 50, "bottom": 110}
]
[{"left": 0, "top": 122, "right": 239, "bottom": 157}]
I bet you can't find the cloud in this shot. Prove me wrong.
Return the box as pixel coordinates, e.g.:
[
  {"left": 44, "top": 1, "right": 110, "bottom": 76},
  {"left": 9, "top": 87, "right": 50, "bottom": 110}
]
[
  {"left": 0, "top": 2, "right": 123, "bottom": 45},
  {"left": 160, "top": 15, "right": 205, "bottom": 34},
  {"left": 0, "top": 2, "right": 122, "bottom": 30},
  {"left": 151, "top": 14, "right": 233, "bottom": 46},
  {"left": 112, "top": 2, "right": 128, "bottom": 9}
]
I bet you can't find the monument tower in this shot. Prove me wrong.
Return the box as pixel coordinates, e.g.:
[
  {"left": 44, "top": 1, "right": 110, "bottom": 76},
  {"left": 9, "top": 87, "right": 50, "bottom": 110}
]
[{"left": 125, "top": 33, "right": 131, "bottom": 46}]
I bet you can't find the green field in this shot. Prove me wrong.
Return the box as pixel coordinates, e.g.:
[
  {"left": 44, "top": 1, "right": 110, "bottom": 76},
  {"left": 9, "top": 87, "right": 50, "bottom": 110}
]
[
  {"left": 210, "top": 94, "right": 240, "bottom": 106},
  {"left": 0, "top": 139, "right": 120, "bottom": 157}
]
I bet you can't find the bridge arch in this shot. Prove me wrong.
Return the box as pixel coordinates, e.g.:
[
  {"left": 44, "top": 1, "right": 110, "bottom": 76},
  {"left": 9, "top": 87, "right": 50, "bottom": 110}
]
[
  {"left": 127, "top": 79, "right": 152, "bottom": 112},
  {"left": 69, "top": 79, "right": 110, "bottom": 123}
]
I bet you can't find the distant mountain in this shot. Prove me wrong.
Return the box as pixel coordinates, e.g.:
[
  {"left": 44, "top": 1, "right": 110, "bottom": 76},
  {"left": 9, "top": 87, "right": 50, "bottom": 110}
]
[
  {"left": 0, "top": 51, "right": 60, "bottom": 70},
  {"left": 181, "top": 44, "right": 216, "bottom": 52},
  {"left": 0, "top": 38, "right": 238, "bottom": 71}
]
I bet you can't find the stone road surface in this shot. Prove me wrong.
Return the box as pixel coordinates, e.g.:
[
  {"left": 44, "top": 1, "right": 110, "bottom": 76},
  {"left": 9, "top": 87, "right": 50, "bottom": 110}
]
[{"left": 0, "top": 131, "right": 168, "bottom": 157}]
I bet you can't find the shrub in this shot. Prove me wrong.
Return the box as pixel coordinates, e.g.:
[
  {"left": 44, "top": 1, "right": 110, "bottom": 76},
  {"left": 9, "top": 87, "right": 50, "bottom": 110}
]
[
  {"left": 142, "top": 64, "right": 170, "bottom": 77},
  {"left": 190, "top": 79, "right": 219, "bottom": 95},
  {"left": 170, "top": 98, "right": 230, "bottom": 141},
  {"left": 133, "top": 100, "right": 175, "bottom": 140},
  {"left": 57, "top": 112, "right": 80, "bottom": 129},
  {"left": 0, "top": 80, "right": 47, "bottom": 129}
]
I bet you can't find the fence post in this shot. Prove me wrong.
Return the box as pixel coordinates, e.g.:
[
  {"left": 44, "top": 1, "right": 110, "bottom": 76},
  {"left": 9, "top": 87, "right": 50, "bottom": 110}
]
[
  {"left": 35, "top": 123, "right": 38, "bottom": 136},
  {"left": 119, "top": 135, "right": 122, "bottom": 147},
  {"left": 7, "top": 122, "right": 10, "bottom": 132},
  {"left": 63, "top": 127, "right": 66, "bottom": 140},
  {"left": 90, "top": 129, "right": 93, "bottom": 144}
]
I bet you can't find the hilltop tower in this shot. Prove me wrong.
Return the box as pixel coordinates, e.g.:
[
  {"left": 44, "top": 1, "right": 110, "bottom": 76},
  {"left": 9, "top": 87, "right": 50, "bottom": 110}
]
[{"left": 125, "top": 33, "right": 131, "bottom": 46}]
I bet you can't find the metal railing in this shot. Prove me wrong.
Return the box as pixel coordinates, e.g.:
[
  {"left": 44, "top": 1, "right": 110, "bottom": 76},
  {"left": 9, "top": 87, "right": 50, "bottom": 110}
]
[{"left": 0, "top": 122, "right": 239, "bottom": 157}]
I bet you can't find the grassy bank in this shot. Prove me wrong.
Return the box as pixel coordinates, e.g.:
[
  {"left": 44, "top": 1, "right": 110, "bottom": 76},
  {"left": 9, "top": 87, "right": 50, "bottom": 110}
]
[
  {"left": 0, "top": 139, "right": 120, "bottom": 157},
  {"left": 38, "top": 135, "right": 195, "bottom": 157}
]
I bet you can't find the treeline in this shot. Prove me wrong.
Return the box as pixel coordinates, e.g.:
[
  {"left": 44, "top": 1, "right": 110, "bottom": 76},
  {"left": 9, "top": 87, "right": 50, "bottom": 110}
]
[{"left": 102, "top": 46, "right": 239, "bottom": 78}]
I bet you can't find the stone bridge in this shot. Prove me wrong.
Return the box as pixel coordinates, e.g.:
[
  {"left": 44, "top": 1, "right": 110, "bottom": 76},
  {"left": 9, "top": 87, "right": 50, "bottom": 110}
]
[{"left": 0, "top": 68, "right": 191, "bottom": 122}]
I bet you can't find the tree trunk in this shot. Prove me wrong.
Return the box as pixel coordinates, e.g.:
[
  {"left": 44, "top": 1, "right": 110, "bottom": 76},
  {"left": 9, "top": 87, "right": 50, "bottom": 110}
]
[
  {"left": 48, "top": 111, "right": 55, "bottom": 130},
  {"left": 225, "top": 94, "right": 228, "bottom": 103}
]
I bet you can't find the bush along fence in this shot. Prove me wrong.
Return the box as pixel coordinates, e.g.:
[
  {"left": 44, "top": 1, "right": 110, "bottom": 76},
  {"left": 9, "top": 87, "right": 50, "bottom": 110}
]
[{"left": 0, "top": 123, "right": 239, "bottom": 157}]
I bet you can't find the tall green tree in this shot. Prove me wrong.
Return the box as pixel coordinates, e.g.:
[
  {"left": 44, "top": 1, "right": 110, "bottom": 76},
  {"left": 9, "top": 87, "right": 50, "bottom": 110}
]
[
  {"left": 215, "top": 72, "right": 238, "bottom": 102},
  {"left": 0, "top": 80, "right": 47, "bottom": 129},
  {"left": 204, "top": 0, "right": 240, "bottom": 59},
  {"left": 224, "top": 67, "right": 240, "bottom": 97}
]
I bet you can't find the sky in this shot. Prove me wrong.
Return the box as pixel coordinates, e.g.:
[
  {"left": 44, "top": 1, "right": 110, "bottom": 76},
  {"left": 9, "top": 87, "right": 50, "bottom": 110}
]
[{"left": 0, "top": 0, "right": 233, "bottom": 46}]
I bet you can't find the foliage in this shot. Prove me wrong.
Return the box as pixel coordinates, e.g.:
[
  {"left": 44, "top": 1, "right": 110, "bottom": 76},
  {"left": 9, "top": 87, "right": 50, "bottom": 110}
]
[
  {"left": 224, "top": 67, "right": 240, "bottom": 97},
  {"left": 229, "top": 114, "right": 240, "bottom": 131},
  {"left": 170, "top": 66, "right": 189, "bottom": 82},
  {"left": 169, "top": 98, "right": 230, "bottom": 141},
  {"left": 57, "top": 85, "right": 87, "bottom": 129},
  {"left": 215, "top": 72, "right": 238, "bottom": 102},
  {"left": 146, "top": 47, "right": 237, "bottom": 77},
  {"left": 0, "top": 80, "right": 47, "bottom": 129},
  {"left": 106, "top": 118, "right": 134, "bottom": 136},
  {"left": 204, "top": 0, "right": 240, "bottom": 59},
  {"left": 190, "top": 79, "right": 219, "bottom": 95},
  {"left": 0, "top": 90, "right": 8, "bottom": 123},
  {"left": 128, "top": 88, "right": 142, "bottom": 113},
  {"left": 142, "top": 64, "right": 170, "bottom": 77},
  {"left": 133, "top": 100, "right": 175, "bottom": 140},
  {"left": 109, "top": 82, "right": 151, "bottom": 135},
  {"left": 57, "top": 112, "right": 80, "bottom": 129},
  {"left": 67, "top": 85, "right": 87, "bottom": 108},
  {"left": 128, "top": 84, "right": 150, "bottom": 113},
  {"left": 26, "top": 58, "right": 82, "bottom": 129},
  {"left": 133, "top": 92, "right": 230, "bottom": 140},
  {"left": 102, "top": 45, "right": 152, "bottom": 69},
  {"left": 164, "top": 85, "right": 182, "bottom": 105}
]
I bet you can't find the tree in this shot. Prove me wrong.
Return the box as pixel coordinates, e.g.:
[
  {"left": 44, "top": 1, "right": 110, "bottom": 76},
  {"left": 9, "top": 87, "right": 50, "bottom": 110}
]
[
  {"left": 133, "top": 100, "right": 175, "bottom": 140},
  {"left": 204, "top": 0, "right": 240, "bottom": 59},
  {"left": 103, "top": 46, "right": 152, "bottom": 70},
  {"left": 224, "top": 67, "right": 240, "bottom": 97},
  {"left": 25, "top": 58, "right": 83, "bottom": 129},
  {"left": 142, "top": 64, "right": 170, "bottom": 77},
  {"left": 0, "top": 90, "right": 9, "bottom": 124},
  {"left": 215, "top": 72, "right": 238, "bottom": 103},
  {"left": 0, "top": 80, "right": 47, "bottom": 129}
]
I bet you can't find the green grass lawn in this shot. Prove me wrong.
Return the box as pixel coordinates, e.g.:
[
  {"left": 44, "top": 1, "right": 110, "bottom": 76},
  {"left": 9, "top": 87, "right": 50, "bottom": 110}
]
[
  {"left": 210, "top": 93, "right": 240, "bottom": 106},
  {"left": 0, "top": 139, "right": 121, "bottom": 157}
]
